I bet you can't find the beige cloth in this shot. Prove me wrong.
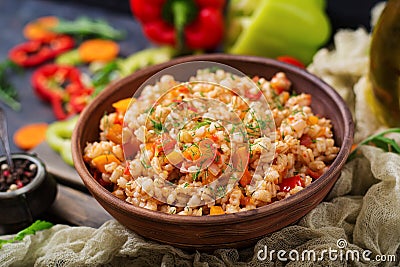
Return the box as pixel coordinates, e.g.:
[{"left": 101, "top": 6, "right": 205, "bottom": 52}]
[{"left": 1, "top": 146, "right": 399, "bottom": 266}]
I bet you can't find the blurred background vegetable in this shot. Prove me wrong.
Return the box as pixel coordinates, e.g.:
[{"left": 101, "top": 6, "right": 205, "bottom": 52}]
[
  {"left": 130, "top": 0, "right": 225, "bottom": 50},
  {"left": 369, "top": 0, "right": 400, "bottom": 127},
  {"left": 51, "top": 17, "right": 125, "bottom": 40},
  {"left": 46, "top": 116, "right": 78, "bottom": 166},
  {"left": 8, "top": 35, "right": 75, "bottom": 67},
  {"left": 31, "top": 64, "right": 93, "bottom": 120},
  {"left": 23, "top": 16, "right": 60, "bottom": 41},
  {"left": 13, "top": 123, "right": 48, "bottom": 150},
  {"left": 224, "top": 0, "right": 331, "bottom": 65},
  {"left": 78, "top": 39, "right": 119, "bottom": 63},
  {"left": 0, "top": 60, "right": 21, "bottom": 111}
]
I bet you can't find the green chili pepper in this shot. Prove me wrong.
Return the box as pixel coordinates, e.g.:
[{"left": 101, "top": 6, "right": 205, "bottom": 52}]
[
  {"left": 45, "top": 116, "right": 78, "bottom": 166},
  {"left": 224, "top": 0, "right": 331, "bottom": 65}
]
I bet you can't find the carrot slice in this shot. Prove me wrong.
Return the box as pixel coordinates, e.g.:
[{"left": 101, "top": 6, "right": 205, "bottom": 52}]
[
  {"left": 13, "top": 123, "right": 48, "bottom": 150},
  {"left": 92, "top": 154, "right": 121, "bottom": 173},
  {"left": 105, "top": 123, "right": 123, "bottom": 145},
  {"left": 23, "top": 16, "right": 59, "bottom": 41},
  {"left": 78, "top": 39, "right": 119, "bottom": 63},
  {"left": 112, "top": 98, "right": 134, "bottom": 114},
  {"left": 210, "top": 206, "right": 225, "bottom": 215}
]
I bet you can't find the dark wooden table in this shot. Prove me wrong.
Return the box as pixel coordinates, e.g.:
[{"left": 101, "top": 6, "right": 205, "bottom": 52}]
[{"left": 0, "top": 0, "right": 151, "bottom": 234}]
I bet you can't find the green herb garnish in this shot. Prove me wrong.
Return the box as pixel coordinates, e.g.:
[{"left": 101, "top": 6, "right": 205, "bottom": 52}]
[
  {"left": 0, "top": 220, "right": 53, "bottom": 249},
  {"left": 193, "top": 118, "right": 213, "bottom": 130},
  {"left": 150, "top": 118, "right": 164, "bottom": 134},
  {"left": 0, "top": 60, "right": 21, "bottom": 111},
  {"left": 348, "top": 128, "right": 400, "bottom": 161}
]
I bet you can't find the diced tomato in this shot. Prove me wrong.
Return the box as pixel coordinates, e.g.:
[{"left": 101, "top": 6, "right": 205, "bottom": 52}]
[
  {"left": 279, "top": 174, "right": 304, "bottom": 192},
  {"left": 124, "top": 163, "right": 131, "bottom": 175},
  {"left": 300, "top": 134, "right": 313, "bottom": 146},
  {"left": 306, "top": 168, "right": 322, "bottom": 179},
  {"left": 244, "top": 89, "right": 262, "bottom": 101},
  {"left": 240, "top": 196, "right": 252, "bottom": 206}
]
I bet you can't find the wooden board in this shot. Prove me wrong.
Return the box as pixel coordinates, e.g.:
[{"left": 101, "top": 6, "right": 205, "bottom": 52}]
[{"left": 48, "top": 184, "right": 113, "bottom": 228}]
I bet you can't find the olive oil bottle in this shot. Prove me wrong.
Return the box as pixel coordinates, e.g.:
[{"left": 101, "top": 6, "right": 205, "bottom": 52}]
[{"left": 369, "top": 0, "right": 400, "bottom": 126}]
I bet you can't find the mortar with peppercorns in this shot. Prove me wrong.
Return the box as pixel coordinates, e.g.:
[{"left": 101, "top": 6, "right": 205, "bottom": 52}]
[{"left": 0, "top": 153, "right": 57, "bottom": 233}]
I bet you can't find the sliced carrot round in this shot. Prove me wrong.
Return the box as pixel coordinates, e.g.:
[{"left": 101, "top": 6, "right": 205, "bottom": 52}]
[
  {"left": 78, "top": 39, "right": 119, "bottom": 63},
  {"left": 23, "top": 16, "right": 59, "bottom": 41},
  {"left": 13, "top": 123, "right": 48, "bottom": 150}
]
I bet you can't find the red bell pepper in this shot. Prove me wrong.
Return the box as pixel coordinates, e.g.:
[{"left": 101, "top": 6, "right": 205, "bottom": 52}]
[
  {"left": 31, "top": 64, "right": 93, "bottom": 120},
  {"left": 277, "top": 56, "right": 306, "bottom": 69},
  {"left": 8, "top": 35, "right": 74, "bottom": 67},
  {"left": 130, "top": 0, "right": 225, "bottom": 50}
]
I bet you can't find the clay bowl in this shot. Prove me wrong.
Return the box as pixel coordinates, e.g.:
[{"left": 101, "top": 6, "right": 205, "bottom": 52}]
[
  {"left": 72, "top": 54, "right": 353, "bottom": 250},
  {"left": 0, "top": 153, "right": 57, "bottom": 233}
]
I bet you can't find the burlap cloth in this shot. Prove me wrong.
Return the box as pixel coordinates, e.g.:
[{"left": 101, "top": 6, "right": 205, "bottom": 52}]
[{"left": 1, "top": 3, "right": 399, "bottom": 266}]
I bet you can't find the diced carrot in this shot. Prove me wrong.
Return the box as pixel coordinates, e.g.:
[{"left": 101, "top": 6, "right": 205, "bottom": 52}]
[
  {"left": 92, "top": 154, "right": 121, "bottom": 173},
  {"left": 112, "top": 98, "right": 134, "bottom": 114},
  {"left": 282, "top": 91, "right": 290, "bottom": 102},
  {"left": 351, "top": 144, "right": 358, "bottom": 152},
  {"left": 23, "top": 16, "right": 59, "bottom": 41},
  {"left": 239, "top": 168, "right": 252, "bottom": 187},
  {"left": 105, "top": 123, "right": 122, "bottom": 144},
  {"left": 78, "top": 39, "right": 119, "bottom": 63},
  {"left": 13, "top": 123, "right": 48, "bottom": 150},
  {"left": 308, "top": 115, "right": 319, "bottom": 125},
  {"left": 166, "top": 150, "right": 184, "bottom": 165},
  {"left": 183, "top": 144, "right": 201, "bottom": 161},
  {"left": 210, "top": 206, "right": 225, "bottom": 215}
]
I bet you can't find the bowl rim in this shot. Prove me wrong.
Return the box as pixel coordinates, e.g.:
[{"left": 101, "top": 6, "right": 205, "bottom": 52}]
[
  {"left": 0, "top": 153, "right": 46, "bottom": 199},
  {"left": 72, "top": 54, "right": 354, "bottom": 225}
]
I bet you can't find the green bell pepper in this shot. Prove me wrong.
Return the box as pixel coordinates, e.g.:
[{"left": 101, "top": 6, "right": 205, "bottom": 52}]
[
  {"left": 224, "top": 0, "right": 331, "bottom": 65},
  {"left": 45, "top": 116, "right": 78, "bottom": 166}
]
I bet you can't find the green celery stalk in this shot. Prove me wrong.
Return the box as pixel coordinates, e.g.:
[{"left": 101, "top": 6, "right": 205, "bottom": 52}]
[{"left": 46, "top": 116, "right": 79, "bottom": 166}]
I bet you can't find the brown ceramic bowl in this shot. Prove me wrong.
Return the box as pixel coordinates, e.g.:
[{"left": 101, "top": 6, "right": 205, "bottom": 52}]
[{"left": 72, "top": 54, "right": 354, "bottom": 250}]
